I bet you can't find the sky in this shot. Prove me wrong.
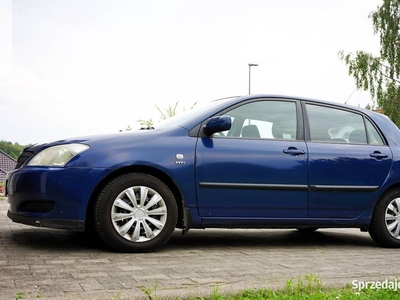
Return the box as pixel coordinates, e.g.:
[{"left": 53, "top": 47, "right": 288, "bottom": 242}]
[{"left": 0, "top": 0, "right": 383, "bottom": 145}]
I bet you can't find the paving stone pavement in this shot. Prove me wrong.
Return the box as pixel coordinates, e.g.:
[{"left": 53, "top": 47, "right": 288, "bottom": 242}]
[{"left": 1, "top": 197, "right": 400, "bottom": 299}]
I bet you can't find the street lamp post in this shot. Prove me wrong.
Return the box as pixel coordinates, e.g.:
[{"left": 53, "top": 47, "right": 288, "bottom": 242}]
[{"left": 248, "top": 63, "right": 258, "bottom": 94}]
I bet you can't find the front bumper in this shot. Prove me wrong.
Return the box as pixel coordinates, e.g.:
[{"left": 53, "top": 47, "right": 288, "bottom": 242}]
[
  {"left": 7, "top": 210, "right": 85, "bottom": 231},
  {"left": 6, "top": 166, "right": 113, "bottom": 231}
]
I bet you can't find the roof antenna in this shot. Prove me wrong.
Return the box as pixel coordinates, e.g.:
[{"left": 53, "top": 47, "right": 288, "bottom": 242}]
[{"left": 344, "top": 88, "right": 357, "bottom": 104}]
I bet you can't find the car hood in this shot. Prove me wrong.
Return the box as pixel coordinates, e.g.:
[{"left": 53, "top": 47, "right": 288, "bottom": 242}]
[
  {"left": 24, "top": 126, "right": 189, "bottom": 157},
  {"left": 47, "top": 129, "right": 162, "bottom": 147}
]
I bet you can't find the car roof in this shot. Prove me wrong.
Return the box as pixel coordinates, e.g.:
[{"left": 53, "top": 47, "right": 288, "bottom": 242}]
[{"left": 235, "top": 94, "right": 363, "bottom": 110}]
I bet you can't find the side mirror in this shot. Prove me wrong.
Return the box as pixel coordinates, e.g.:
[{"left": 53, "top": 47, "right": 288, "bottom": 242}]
[{"left": 202, "top": 116, "right": 231, "bottom": 136}]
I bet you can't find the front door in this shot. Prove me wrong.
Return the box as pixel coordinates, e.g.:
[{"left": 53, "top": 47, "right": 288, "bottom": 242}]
[{"left": 195, "top": 99, "right": 308, "bottom": 219}]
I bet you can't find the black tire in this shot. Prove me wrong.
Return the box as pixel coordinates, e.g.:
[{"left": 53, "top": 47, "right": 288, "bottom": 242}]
[
  {"left": 94, "top": 173, "right": 178, "bottom": 252},
  {"left": 296, "top": 227, "right": 319, "bottom": 233},
  {"left": 369, "top": 188, "right": 400, "bottom": 248}
]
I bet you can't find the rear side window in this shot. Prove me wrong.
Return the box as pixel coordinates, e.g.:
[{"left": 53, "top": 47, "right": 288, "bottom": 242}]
[
  {"left": 306, "top": 104, "right": 383, "bottom": 145},
  {"left": 365, "top": 119, "right": 384, "bottom": 145}
]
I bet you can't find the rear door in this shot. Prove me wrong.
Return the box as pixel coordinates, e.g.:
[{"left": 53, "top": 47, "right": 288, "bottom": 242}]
[{"left": 304, "top": 103, "right": 392, "bottom": 218}]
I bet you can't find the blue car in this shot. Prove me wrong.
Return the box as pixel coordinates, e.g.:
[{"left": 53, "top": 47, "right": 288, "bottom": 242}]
[{"left": 5, "top": 95, "right": 400, "bottom": 252}]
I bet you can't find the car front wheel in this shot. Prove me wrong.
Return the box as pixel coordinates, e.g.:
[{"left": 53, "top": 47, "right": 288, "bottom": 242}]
[
  {"left": 369, "top": 188, "right": 400, "bottom": 248},
  {"left": 94, "top": 173, "right": 178, "bottom": 252}
]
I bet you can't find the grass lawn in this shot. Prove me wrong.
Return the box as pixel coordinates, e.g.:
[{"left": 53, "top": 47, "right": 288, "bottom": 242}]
[{"left": 190, "top": 274, "right": 400, "bottom": 300}]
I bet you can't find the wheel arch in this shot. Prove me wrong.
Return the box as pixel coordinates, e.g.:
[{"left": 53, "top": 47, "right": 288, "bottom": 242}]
[
  {"left": 84, "top": 165, "right": 185, "bottom": 231},
  {"left": 375, "top": 182, "right": 400, "bottom": 206},
  {"left": 367, "top": 182, "right": 400, "bottom": 225}
]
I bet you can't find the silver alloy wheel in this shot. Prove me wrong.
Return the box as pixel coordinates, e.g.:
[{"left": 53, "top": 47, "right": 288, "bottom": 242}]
[
  {"left": 111, "top": 186, "right": 168, "bottom": 242},
  {"left": 385, "top": 197, "right": 400, "bottom": 239}
]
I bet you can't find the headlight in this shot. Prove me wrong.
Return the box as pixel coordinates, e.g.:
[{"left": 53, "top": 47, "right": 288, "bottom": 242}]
[{"left": 27, "top": 144, "right": 90, "bottom": 167}]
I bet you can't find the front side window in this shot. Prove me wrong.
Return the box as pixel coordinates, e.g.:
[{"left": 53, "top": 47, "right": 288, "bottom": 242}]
[
  {"left": 306, "top": 104, "right": 383, "bottom": 145},
  {"left": 215, "top": 100, "right": 297, "bottom": 140}
]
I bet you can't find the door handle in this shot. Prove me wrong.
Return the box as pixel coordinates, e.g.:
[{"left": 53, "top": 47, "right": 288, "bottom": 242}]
[
  {"left": 370, "top": 151, "right": 388, "bottom": 159},
  {"left": 283, "top": 147, "right": 305, "bottom": 156}
]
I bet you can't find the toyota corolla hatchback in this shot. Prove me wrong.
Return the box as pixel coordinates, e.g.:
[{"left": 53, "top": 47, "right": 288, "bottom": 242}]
[{"left": 6, "top": 95, "right": 400, "bottom": 252}]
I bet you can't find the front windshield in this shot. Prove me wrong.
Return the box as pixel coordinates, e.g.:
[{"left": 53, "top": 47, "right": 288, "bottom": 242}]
[{"left": 150, "top": 96, "right": 239, "bottom": 129}]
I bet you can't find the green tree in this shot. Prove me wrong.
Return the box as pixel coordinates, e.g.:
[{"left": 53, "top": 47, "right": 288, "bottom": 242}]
[
  {"left": 137, "top": 118, "right": 154, "bottom": 127},
  {"left": 0, "top": 140, "right": 26, "bottom": 159},
  {"left": 137, "top": 102, "right": 180, "bottom": 127},
  {"left": 339, "top": 0, "right": 400, "bottom": 125},
  {"left": 155, "top": 101, "right": 180, "bottom": 121},
  {"left": 137, "top": 101, "right": 197, "bottom": 127}
]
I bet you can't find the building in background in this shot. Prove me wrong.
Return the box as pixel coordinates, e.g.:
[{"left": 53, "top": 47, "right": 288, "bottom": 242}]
[{"left": 0, "top": 150, "right": 16, "bottom": 182}]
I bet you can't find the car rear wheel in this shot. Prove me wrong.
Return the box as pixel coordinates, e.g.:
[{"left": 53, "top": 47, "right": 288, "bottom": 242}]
[
  {"left": 94, "top": 173, "right": 178, "bottom": 252},
  {"left": 369, "top": 188, "right": 400, "bottom": 248}
]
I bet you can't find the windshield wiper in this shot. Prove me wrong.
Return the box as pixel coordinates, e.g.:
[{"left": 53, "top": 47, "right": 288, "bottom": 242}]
[{"left": 139, "top": 126, "right": 155, "bottom": 130}]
